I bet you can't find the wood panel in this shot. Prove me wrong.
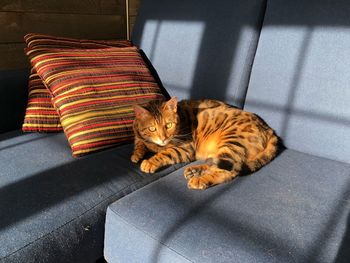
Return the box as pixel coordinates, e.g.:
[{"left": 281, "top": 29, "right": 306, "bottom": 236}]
[
  {"left": 0, "top": 0, "right": 131, "bottom": 70},
  {"left": 0, "top": 43, "right": 29, "bottom": 70},
  {"left": 1, "top": 0, "right": 125, "bottom": 15},
  {"left": 0, "top": 12, "right": 126, "bottom": 43},
  {"left": 130, "top": 15, "right": 138, "bottom": 36},
  {"left": 129, "top": 0, "right": 140, "bottom": 15},
  {"left": 129, "top": 0, "right": 140, "bottom": 36}
]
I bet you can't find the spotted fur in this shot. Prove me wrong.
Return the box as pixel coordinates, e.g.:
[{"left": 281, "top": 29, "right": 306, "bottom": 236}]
[{"left": 132, "top": 97, "right": 279, "bottom": 190}]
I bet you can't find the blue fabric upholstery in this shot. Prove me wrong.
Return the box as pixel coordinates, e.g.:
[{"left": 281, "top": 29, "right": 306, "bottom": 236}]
[
  {"left": 0, "top": 131, "right": 184, "bottom": 262},
  {"left": 132, "top": 0, "right": 266, "bottom": 107},
  {"left": 0, "top": 69, "right": 29, "bottom": 133},
  {"left": 105, "top": 150, "right": 350, "bottom": 263},
  {"left": 244, "top": 0, "right": 350, "bottom": 163}
]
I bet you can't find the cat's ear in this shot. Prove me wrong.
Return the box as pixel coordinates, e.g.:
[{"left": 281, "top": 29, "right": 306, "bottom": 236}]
[
  {"left": 163, "top": 97, "right": 178, "bottom": 112},
  {"left": 133, "top": 104, "right": 149, "bottom": 118}
]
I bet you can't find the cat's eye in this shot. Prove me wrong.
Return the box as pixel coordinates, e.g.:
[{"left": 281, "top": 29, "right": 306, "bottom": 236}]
[
  {"left": 148, "top": 126, "right": 156, "bottom": 132},
  {"left": 166, "top": 122, "right": 173, "bottom": 129}
]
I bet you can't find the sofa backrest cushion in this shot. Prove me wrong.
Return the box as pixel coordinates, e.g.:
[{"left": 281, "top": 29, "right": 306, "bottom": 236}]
[
  {"left": 132, "top": 0, "right": 267, "bottom": 108},
  {"left": 244, "top": 0, "right": 350, "bottom": 163}
]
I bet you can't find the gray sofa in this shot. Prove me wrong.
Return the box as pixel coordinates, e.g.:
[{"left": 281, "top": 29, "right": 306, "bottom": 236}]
[
  {"left": 104, "top": 0, "right": 350, "bottom": 262},
  {"left": 1, "top": 0, "right": 350, "bottom": 263}
]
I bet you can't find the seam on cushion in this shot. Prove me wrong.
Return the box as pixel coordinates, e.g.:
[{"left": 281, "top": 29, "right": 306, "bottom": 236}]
[
  {"left": 108, "top": 209, "right": 194, "bottom": 263},
  {"left": 1, "top": 173, "right": 168, "bottom": 260}
]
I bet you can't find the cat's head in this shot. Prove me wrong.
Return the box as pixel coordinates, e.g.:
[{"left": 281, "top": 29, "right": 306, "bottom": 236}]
[{"left": 133, "top": 97, "right": 179, "bottom": 146}]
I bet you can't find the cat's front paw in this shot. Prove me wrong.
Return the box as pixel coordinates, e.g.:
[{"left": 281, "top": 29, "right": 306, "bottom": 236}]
[
  {"left": 140, "top": 159, "right": 158, "bottom": 173},
  {"left": 131, "top": 153, "right": 143, "bottom": 163}
]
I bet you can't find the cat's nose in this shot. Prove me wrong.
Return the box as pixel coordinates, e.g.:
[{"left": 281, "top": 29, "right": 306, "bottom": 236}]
[
  {"left": 157, "top": 139, "right": 167, "bottom": 146},
  {"left": 158, "top": 137, "right": 168, "bottom": 146}
]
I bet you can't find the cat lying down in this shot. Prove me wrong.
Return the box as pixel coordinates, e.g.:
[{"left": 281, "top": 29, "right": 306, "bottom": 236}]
[{"left": 131, "top": 97, "right": 278, "bottom": 190}]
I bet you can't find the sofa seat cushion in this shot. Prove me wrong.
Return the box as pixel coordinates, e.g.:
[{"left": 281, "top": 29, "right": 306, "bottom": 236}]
[
  {"left": 104, "top": 149, "right": 350, "bottom": 263},
  {"left": 0, "top": 130, "right": 183, "bottom": 263}
]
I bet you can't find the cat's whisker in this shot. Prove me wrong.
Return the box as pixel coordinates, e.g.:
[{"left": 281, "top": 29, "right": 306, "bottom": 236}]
[{"left": 170, "top": 138, "right": 186, "bottom": 144}]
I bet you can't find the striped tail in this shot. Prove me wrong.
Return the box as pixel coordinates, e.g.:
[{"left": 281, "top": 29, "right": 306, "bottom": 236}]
[{"left": 246, "top": 130, "right": 279, "bottom": 172}]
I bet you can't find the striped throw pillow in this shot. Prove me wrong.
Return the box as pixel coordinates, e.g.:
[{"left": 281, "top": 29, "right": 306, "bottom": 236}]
[
  {"left": 22, "top": 69, "right": 62, "bottom": 132},
  {"left": 26, "top": 46, "right": 165, "bottom": 156},
  {"left": 22, "top": 33, "right": 133, "bottom": 132}
]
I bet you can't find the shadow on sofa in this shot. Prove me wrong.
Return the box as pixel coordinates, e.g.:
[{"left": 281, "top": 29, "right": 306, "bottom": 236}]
[
  {"left": 335, "top": 215, "right": 350, "bottom": 263},
  {"left": 0, "top": 131, "right": 184, "bottom": 262},
  {"left": 148, "top": 180, "right": 350, "bottom": 263},
  {"left": 105, "top": 150, "right": 350, "bottom": 262}
]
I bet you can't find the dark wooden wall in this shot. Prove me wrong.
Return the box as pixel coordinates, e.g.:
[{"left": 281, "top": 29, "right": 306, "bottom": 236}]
[
  {"left": 0, "top": 0, "right": 131, "bottom": 71},
  {"left": 129, "top": 0, "right": 140, "bottom": 36}
]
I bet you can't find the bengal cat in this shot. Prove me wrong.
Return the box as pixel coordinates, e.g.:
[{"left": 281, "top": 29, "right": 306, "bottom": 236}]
[{"left": 131, "top": 97, "right": 278, "bottom": 190}]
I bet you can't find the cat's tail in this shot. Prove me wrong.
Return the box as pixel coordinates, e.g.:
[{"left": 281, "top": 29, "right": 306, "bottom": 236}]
[{"left": 246, "top": 130, "right": 279, "bottom": 172}]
